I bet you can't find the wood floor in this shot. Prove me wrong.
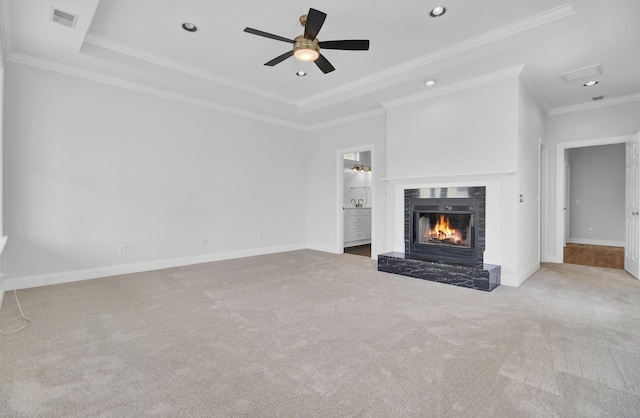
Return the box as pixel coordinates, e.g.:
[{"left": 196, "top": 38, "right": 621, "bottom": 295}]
[
  {"left": 564, "top": 243, "right": 624, "bottom": 269},
  {"left": 344, "top": 244, "right": 371, "bottom": 257}
]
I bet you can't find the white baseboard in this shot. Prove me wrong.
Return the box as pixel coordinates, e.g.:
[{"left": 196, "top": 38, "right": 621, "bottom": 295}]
[
  {"left": 543, "top": 253, "right": 562, "bottom": 263},
  {"left": 498, "top": 262, "right": 540, "bottom": 288},
  {"left": 305, "top": 243, "right": 341, "bottom": 254},
  {"left": 499, "top": 272, "right": 516, "bottom": 287},
  {"left": 517, "top": 262, "right": 541, "bottom": 287},
  {"left": 5, "top": 244, "right": 309, "bottom": 291},
  {"left": 568, "top": 238, "right": 624, "bottom": 247}
]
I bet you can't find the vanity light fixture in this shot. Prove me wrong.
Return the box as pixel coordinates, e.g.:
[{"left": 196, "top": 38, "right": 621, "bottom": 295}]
[
  {"left": 182, "top": 22, "right": 198, "bottom": 32},
  {"left": 583, "top": 80, "right": 598, "bottom": 87},
  {"left": 430, "top": 6, "right": 447, "bottom": 17},
  {"left": 352, "top": 164, "right": 372, "bottom": 173}
]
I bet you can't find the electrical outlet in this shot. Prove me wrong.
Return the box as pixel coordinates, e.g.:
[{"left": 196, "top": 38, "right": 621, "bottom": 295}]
[
  {"left": 118, "top": 244, "right": 127, "bottom": 254},
  {"left": 202, "top": 237, "right": 208, "bottom": 247}
]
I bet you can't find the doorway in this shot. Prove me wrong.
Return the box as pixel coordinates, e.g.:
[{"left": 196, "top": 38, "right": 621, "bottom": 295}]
[
  {"left": 555, "top": 135, "right": 637, "bottom": 277},
  {"left": 337, "top": 147, "right": 375, "bottom": 258}
]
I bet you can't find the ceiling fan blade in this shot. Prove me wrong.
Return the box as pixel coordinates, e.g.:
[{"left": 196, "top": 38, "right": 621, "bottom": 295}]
[
  {"left": 315, "top": 54, "right": 335, "bottom": 74},
  {"left": 264, "top": 51, "right": 294, "bottom": 66},
  {"left": 319, "top": 39, "right": 370, "bottom": 51},
  {"left": 244, "top": 27, "right": 294, "bottom": 44},
  {"left": 304, "top": 8, "right": 327, "bottom": 40}
]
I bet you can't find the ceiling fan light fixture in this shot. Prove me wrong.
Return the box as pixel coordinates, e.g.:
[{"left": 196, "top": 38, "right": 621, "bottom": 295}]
[
  {"left": 293, "top": 35, "right": 320, "bottom": 62},
  {"left": 430, "top": 6, "right": 447, "bottom": 17},
  {"left": 294, "top": 49, "right": 319, "bottom": 62}
]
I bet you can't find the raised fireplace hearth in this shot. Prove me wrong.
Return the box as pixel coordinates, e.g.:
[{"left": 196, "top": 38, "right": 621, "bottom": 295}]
[
  {"left": 378, "top": 252, "right": 500, "bottom": 291},
  {"left": 378, "top": 186, "right": 500, "bottom": 292}
]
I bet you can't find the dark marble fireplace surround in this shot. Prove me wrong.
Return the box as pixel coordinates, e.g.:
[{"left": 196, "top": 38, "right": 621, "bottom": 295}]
[{"left": 378, "top": 186, "right": 500, "bottom": 291}]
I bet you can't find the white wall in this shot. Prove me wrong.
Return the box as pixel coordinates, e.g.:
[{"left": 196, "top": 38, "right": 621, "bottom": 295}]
[
  {"left": 3, "top": 62, "right": 307, "bottom": 288},
  {"left": 546, "top": 101, "right": 640, "bottom": 260},
  {"left": 568, "top": 144, "right": 625, "bottom": 245},
  {"left": 387, "top": 77, "right": 519, "bottom": 178},
  {"left": 516, "top": 79, "right": 547, "bottom": 281},
  {"left": 306, "top": 114, "right": 387, "bottom": 255},
  {"left": 385, "top": 77, "right": 526, "bottom": 285}
]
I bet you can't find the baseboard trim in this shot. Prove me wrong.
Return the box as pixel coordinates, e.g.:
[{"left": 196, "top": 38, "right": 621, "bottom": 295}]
[
  {"left": 568, "top": 238, "right": 625, "bottom": 247},
  {"left": 543, "top": 253, "right": 562, "bottom": 263},
  {"left": 305, "top": 243, "right": 341, "bottom": 254},
  {"left": 517, "top": 262, "right": 541, "bottom": 287},
  {"left": 5, "top": 244, "right": 309, "bottom": 291}
]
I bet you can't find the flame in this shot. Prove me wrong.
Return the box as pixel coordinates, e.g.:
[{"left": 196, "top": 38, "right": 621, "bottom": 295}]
[{"left": 426, "top": 214, "right": 464, "bottom": 244}]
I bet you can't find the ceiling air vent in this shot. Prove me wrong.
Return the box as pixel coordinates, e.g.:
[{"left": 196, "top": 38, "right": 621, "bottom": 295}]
[
  {"left": 561, "top": 65, "right": 601, "bottom": 82},
  {"left": 50, "top": 7, "right": 78, "bottom": 29}
]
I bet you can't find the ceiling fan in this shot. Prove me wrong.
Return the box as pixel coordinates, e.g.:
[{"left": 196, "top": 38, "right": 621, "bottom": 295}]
[{"left": 243, "top": 8, "right": 370, "bottom": 74}]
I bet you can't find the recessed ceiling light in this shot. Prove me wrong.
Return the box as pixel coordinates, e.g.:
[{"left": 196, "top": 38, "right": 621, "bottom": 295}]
[
  {"left": 425, "top": 79, "right": 436, "bottom": 86},
  {"left": 181, "top": 22, "right": 198, "bottom": 32},
  {"left": 592, "top": 96, "right": 604, "bottom": 101},
  {"left": 296, "top": 70, "right": 307, "bottom": 77},
  {"left": 430, "top": 6, "right": 447, "bottom": 17},
  {"left": 583, "top": 80, "right": 598, "bottom": 87}
]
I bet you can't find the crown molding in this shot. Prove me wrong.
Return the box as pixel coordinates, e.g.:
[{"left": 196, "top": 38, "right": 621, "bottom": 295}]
[
  {"left": 381, "top": 65, "right": 525, "bottom": 109},
  {"left": 304, "top": 108, "right": 386, "bottom": 131},
  {"left": 0, "top": 0, "right": 12, "bottom": 67},
  {"left": 84, "top": 33, "right": 297, "bottom": 106},
  {"left": 298, "top": 3, "right": 575, "bottom": 108},
  {"left": 519, "top": 66, "right": 551, "bottom": 114},
  {"left": 549, "top": 93, "right": 640, "bottom": 115},
  {"left": 7, "top": 53, "right": 306, "bottom": 130}
]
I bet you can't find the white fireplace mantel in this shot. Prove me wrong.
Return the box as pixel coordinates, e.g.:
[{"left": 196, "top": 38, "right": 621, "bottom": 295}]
[
  {"left": 382, "top": 171, "right": 514, "bottom": 186},
  {"left": 385, "top": 171, "right": 514, "bottom": 267}
]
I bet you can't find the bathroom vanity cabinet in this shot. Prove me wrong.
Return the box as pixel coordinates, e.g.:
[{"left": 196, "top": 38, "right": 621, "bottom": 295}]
[{"left": 344, "top": 208, "right": 371, "bottom": 247}]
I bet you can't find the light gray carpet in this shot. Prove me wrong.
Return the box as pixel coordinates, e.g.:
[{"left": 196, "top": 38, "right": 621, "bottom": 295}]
[{"left": 1, "top": 250, "right": 640, "bottom": 417}]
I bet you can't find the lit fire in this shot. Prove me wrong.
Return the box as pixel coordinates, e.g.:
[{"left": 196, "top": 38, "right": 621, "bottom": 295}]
[{"left": 426, "top": 214, "right": 464, "bottom": 245}]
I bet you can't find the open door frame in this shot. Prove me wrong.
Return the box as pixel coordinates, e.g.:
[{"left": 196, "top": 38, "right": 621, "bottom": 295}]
[
  {"left": 336, "top": 145, "right": 376, "bottom": 258},
  {"left": 625, "top": 134, "right": 639, "bottom": 278},
  {"left": 554, "top": 135, "right": 631, "bottom": 263}
]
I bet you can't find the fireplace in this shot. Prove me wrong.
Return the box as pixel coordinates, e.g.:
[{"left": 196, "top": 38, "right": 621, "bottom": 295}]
[
  {"left": 409, "top": 197, "right": 480, "bottom": 266},
  {"left": 378, "top": 185, "right": 499, "bottom": 291},
  {"left": 404, "top": 187, "right": 485, "bottom": 267}
]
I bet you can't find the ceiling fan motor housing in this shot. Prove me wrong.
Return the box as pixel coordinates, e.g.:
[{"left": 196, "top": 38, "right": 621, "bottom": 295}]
[{"left": 293, "top": 35, "right": 320, "bottom": 61}]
